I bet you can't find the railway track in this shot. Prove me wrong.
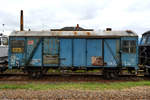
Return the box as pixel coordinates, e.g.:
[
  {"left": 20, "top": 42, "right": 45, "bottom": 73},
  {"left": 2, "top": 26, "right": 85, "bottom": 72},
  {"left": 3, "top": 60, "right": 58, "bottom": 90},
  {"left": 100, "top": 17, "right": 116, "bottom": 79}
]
[{"left": 0, "top": 73, "right": 149, "bottom": 82}]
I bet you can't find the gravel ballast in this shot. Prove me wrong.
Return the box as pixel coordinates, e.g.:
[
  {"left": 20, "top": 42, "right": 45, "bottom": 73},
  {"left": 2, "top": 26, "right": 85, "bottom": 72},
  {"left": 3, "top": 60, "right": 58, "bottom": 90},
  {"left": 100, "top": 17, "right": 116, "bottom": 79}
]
[{"left": 0, "top": 86, "right": 150, "bottom": 100}]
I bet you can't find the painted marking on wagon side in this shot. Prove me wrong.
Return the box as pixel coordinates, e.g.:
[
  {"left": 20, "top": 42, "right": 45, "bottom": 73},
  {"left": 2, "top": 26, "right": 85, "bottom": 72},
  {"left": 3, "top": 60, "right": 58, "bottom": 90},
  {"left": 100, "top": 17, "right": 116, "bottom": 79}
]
[{"left": 28, "top": 40, "right": 34, "bottom": 45}]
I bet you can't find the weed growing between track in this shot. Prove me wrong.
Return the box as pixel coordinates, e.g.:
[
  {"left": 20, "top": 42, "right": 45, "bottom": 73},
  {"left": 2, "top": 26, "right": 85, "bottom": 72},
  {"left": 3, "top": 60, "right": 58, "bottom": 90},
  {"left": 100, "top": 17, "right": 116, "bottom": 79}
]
[{"left": 0, "top": 81, "right": 149, "bottom": 90}]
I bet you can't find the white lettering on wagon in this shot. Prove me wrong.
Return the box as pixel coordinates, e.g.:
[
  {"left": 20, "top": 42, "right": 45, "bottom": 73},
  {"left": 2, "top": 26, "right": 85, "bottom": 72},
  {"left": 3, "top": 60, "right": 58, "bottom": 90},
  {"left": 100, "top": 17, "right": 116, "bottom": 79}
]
[{"left": 30, "top": 59, "right": 41, "bottom": 64}]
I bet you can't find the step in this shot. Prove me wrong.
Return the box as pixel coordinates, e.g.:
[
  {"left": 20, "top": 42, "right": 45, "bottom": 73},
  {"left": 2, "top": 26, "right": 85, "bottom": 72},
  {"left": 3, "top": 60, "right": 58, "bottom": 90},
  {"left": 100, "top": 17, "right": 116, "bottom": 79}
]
[
  {"left": 136, "top": 74, "right": 144, "bottom": 76},
  {"left": 138, "top": 70, "right": 144, "bottom": 72}
]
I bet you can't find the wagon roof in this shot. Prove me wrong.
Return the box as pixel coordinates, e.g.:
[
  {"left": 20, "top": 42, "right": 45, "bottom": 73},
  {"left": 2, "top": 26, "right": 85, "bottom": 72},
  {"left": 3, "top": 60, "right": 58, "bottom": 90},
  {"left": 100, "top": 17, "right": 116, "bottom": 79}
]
[
  {"left": 10, "top": 30, "right": 138, "bottom": 37},
  {"left": 142, "top": 31, "right": 150, "bottom": 36}
]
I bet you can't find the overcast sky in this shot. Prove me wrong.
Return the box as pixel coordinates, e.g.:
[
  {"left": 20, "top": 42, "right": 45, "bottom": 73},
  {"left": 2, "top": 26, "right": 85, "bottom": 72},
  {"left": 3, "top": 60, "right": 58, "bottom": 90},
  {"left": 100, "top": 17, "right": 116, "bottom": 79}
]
[{"left": 0, "top": 0, "right": 150, "bottom": 36}]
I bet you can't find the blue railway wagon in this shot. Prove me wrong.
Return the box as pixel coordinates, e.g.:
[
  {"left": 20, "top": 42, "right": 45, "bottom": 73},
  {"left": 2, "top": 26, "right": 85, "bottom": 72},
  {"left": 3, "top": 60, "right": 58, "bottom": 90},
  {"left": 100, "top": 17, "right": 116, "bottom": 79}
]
[{"left": 8, "top": 28, "right": 138, "bottom": 78}]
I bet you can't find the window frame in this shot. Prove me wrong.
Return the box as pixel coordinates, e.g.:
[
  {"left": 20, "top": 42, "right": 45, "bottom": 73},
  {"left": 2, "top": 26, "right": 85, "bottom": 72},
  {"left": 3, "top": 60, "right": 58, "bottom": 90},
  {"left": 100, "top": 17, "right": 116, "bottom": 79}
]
[
  {"left": 122, "top": 40, "right": 136, "bottom": 53},
  {"left": 2, "top": 37, "right": 8, "bottom": 45},
  {"left": 11, "top": 40, "right": 25, "bottom": 53}
]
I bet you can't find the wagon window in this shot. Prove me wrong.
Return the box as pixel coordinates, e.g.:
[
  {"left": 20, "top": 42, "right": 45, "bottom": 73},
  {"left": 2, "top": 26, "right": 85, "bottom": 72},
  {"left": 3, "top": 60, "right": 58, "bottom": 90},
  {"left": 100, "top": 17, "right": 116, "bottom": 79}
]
[
  {"left": 11, "top": 40, "right": 25, "bottom": 53},
  {"left": 141, "top": 36, "right": 146, "bottom": 45},
  {"left": 122, "top": 40, "right": 136, "bottom": 53},
  {"left": 2, "top": 37, "right": 8, "bottom": 45},
  {"left": 146, "top": 36, "right": 150, "bottom": 44}
]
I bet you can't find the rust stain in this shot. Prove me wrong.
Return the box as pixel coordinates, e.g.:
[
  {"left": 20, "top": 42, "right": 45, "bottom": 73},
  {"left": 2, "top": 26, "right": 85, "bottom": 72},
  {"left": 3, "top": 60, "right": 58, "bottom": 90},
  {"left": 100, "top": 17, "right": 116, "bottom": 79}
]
[
  {"left": 57, "top": 31, "right": 61, "bottom": 35},
  {"left": 74, "top": 32, "right": 77, "bottom": 35},
  {"left": 92, "top": 56, "right": 104, "bottom": 66},
  {"left": 86, "top": 32, "right": 90, "bottom": 36},
  {"left": 51, "top": 32, "right": 54, "bottom": 36},
  {"left": 20, "top": 10, "right": 24, "bottom": 31},
  {"left": 126, "top": 30, "right": 133, "bottom": 33}
]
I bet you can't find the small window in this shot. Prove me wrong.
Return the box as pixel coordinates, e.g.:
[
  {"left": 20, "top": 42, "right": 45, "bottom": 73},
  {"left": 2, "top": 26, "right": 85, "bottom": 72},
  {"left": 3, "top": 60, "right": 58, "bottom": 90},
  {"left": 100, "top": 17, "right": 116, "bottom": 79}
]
[
  {"left": 122, "top": 40, "right": 136, "bottom": 53},
  {"left": 11, "top": 40, "right": 25, "bottom": 53},
  {"left": 141, "top": 36, "right": 147, "bottom": 45},
  {"left": 147, "top": 36, "right": 150, "bottom": 44},
  {"left": 2, "top": 37, "right": 8, "bottom": 45}
]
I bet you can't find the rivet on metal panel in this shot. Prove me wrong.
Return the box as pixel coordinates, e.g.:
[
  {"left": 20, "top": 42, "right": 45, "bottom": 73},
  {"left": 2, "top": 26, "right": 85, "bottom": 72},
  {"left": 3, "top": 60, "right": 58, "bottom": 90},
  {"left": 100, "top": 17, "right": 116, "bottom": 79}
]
[
  {"left": 86, "top": 32, "right": 90, "bottom": 36},
  {"left": 74, "top": 32, "right": 77, "bottom": 35}
]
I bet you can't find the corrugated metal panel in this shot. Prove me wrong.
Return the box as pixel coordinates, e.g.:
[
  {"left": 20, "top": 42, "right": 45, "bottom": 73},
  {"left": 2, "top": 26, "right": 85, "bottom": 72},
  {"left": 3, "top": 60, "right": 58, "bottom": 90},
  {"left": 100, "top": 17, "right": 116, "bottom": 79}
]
[
  {"left": 121, "top": 37, "right": 138, "bottom": 68},
  {"left": 43, "top": 38, "right": 59, "bottom": 55},
  {"left": 73, "top": 39, "right": 86, "bottom": 66},
  {"left": 9, "top": 37, "right": 25, "bottom": 68},
  {"left": 60, "top": 39, "right": 72, "bottom": 67},
  {"left": 87, "top": 39, "right": 102, "bottom": 67},
  {"left": 8, "top": 35, "right": 138, "bottom": 69},
  {"left": 104, "top": 39, "right": 119, "bottom": 67},
  {"left": 26, "top": 37, "right": 42, "bottom": 66},
  {"left": 43, "top": 38, "right": 59, "bottom": 66}
]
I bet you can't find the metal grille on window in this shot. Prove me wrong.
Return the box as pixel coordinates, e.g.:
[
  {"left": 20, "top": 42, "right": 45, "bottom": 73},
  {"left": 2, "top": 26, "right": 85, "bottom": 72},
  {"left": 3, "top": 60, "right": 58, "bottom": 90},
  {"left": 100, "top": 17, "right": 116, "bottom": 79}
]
[
  {"left": 11, "top": 40, "right": 25, "bottom": 53},
  {"left": 122, "top": 40, "right": 136, "bottom": 53},
  {"left": 147, "top": 36, "right": 150, "bottom": 44}
]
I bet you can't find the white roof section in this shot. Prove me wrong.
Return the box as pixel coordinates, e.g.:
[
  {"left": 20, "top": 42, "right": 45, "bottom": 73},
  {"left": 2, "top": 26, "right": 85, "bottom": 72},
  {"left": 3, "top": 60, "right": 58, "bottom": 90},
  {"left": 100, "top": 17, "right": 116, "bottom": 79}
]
[{"left": 10, "top": 30, "right": 138, "bottom": 37}]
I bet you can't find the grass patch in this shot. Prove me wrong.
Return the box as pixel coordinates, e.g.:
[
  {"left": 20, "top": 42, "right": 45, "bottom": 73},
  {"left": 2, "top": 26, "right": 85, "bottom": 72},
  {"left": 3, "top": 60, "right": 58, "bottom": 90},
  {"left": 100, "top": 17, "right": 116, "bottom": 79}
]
[
  {"left": 47, "top": 69, "right": 101, "bottom": 73},
  {"left": 0, "top": 81, "right": 150, "bottom": 90},
  {"left": 5, "top": 69, "right": 22, "bottom": 73}
]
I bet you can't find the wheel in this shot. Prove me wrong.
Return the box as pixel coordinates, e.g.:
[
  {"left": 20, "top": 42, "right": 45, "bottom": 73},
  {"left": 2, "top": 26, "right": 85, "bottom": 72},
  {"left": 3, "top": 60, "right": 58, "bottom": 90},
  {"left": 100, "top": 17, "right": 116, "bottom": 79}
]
[
  {"left": 103, "top": 69, "right": 119, "bottom": 80},
  {"left": 32, "top": 72, "right": 37, "bottom": 78},
  {"left": 106, "top": 72, "right": 111, "bottom": 79},
  {"left": 28, "top": 71, "right": 36, "bottom": 79},
  {"left": 110, "top": 71, "right": 119, "bottom": 79},
  {"left": 28, "top": 71, "right": 43, "bottom": 79},
  {"left": 36, "top": 71, "right": 43, "bottom": 79},
  {"left": 103, "top": 70, "right": 111, "bottom": 80},
  {"left": 110, "top": 72, "right": 115, "bottom": 79}
]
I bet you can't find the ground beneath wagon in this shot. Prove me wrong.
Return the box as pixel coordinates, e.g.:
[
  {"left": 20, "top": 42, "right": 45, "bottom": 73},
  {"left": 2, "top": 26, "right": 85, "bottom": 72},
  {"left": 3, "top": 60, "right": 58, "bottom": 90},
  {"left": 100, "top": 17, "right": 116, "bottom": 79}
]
[{"left": 0, "top": 86, "right": 149, "bottom": 100}]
